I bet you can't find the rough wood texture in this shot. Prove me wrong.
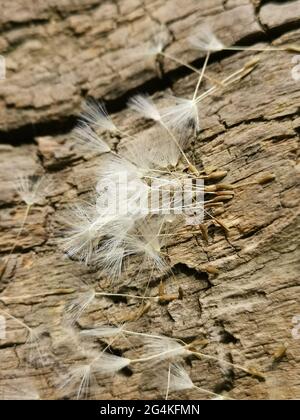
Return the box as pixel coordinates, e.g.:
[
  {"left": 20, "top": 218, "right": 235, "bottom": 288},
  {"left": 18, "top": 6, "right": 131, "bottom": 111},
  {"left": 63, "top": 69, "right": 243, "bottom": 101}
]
[{"left": 0, "top": 0, "right": 300, "bottom": 400}]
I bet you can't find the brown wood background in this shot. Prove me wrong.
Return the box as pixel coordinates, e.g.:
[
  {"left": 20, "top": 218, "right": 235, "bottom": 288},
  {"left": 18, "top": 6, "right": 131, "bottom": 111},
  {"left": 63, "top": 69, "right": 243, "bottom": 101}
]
[{"left": 0, "top": 0, "right": 299, "bottom": 400}]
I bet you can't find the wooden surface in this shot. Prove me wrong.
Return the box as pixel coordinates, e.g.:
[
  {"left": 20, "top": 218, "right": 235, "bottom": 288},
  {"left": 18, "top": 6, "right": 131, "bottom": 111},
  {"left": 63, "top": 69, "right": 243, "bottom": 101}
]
[{"left": 0, "top": 0, "right": 299, "bottom": 400}]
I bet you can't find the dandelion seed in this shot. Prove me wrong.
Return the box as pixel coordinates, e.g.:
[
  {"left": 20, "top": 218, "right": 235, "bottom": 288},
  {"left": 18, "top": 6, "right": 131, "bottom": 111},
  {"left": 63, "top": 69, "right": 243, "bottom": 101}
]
[
  {"left": 127, "top": 330, "right": 257, "bottom": 378},
  {"left": 81, "top": 324, "right": 165, "bottom": 340},
  {"left": 5, "top": 174, "right": 53, "bottom": 260},
  {"left": 163, "top": 363, "right": 234, "bottom": 400},
  {"left": 89, "top": 222, "right": 137, "bottom": 280},
  {"left": 190, "top": 24, "right": 294, "bottom": 54},
  {"left": 136, "top": 218, "right": 165, "bottom": 253},
  {"left": 127, "top": 235, "right": 167, "bottom": 272},
  {"left": 121, "top": 127, "right": 184, "bottom": 170},
  {"left": 0, "top": 309, "right": 47, "bottom": 366}
]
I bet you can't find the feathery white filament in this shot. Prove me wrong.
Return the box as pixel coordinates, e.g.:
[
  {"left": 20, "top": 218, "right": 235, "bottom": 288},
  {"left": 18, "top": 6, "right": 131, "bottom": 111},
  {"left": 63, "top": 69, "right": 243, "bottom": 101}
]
[
  {"left": 0, "top": 309, "right": 46, "bottom": 366},
  {"left": 168, "top": 363, "right": 194, "bottom": 391},
  {"left": 122, "top": 130, "right": 180, "bottom": 169},
  {"left": 64, "top": 290, "right": 96, "bottom": 326},
  {"left": 94, "top": 353, "right": 131, "bottom": 374},
  {"left": 189, "top": 25, "right": 224, "bottom": 52},
  {"left": 8, "top": 174, "right": 53, "bottom": 258},
  {"left": 136, "top": 32, "right": 169, "bottom": 57},
  {"left": 93, "top": 221, "right": 167, "bottom": 281},
  {"left": 96, "top": 154, "right": 146, "bottom": 183},
  {"left": 73, "top": 123, "right": 111, "bottom": 154},
  {"left": 165, "top": 363, "right": 233, "bottom": 399},
  {"left": 81, "top": 100, "right": 117, "bottom": 132},
  {"left": 161, "top": 97, "right": 200, "bottom": 132},
  {"left": 128, "top": 94, "right": 161, "bottom": 122},
  {"left": 142, "top": 336, "right": 189, "bottom": 361},
  {"left": 80, "top": 326, "right": 123, "bottom": 338},
  {"left": 60, "top": 203, "right": 103, "bottom": 265},
  {"left": 60, "top": 364, "right": 93, "bottom": 400},
  {"left": 26, "top": 326, "right": 47, "bottom": 366}
]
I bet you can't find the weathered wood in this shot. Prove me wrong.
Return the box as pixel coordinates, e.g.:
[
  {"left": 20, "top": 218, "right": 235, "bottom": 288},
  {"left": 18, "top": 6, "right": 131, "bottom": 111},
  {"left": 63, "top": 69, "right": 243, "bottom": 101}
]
[{"left": 0, "top": 0, "right": 299, "bottom": 400}]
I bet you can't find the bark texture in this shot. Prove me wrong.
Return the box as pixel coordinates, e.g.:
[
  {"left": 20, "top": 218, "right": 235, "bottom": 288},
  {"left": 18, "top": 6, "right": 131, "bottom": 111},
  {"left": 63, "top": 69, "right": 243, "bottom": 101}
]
[{"left": 0, "top": 0, "right": 299, "bottom": 400}]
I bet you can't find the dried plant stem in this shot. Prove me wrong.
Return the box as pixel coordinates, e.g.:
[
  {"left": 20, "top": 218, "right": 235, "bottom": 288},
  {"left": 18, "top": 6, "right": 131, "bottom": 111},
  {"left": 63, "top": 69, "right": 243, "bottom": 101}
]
[
  {"left": 191, "top": 350, "right": 251, "bottom": 375},
  {"left": 193, "top": 385, "right": 234, "bottom": 400},
  {"left": 102, "top": 332, "right": 122, "bottom": 353},
  {"left": 0, "top": 308, "right": 31, "bottom": 333},
  {"left": 95, "top": 292, "right": 157, "bottom": 301},
  {"left": 225, "top": 45, "right": 289, "bottom": 52},
  {"left": 165, "top": 363, "right": 171, "bottom": 400},
  {"left": 130, "top": 348, "right": 184, "bottom": 363},
  {"left": 141, "top": 263, "right": 158, "bottom": 304},
  {"left": 193, "top": 52, "right": 210, "bottom": 100},
  {"left": 123, "top": 329, "right": 174, "bottom": 341},
  {"left": 130, "top": 346, "right": 259, "bottom": 377},
  {"left": 158, "top": 52, "right": 223, "bottom": 86},
  {"left": 195, "top": 59, "right": 259, "bottom": 105}
]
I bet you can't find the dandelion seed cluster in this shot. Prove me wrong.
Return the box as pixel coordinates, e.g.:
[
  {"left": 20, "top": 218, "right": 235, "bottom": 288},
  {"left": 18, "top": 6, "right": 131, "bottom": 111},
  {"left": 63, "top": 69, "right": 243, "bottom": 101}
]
[
  {"left": 62, "top": 95, "right": 210, "bottom": 276},
  {"left": 2, "top": 22, "right": 289, "bottom": 400}
]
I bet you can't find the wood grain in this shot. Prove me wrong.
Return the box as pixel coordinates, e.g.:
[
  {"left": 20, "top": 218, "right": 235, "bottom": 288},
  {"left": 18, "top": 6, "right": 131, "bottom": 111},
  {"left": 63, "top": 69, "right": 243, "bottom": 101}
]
[{"left": 0, "top": 0, "right": 299, "bottom": 400}]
